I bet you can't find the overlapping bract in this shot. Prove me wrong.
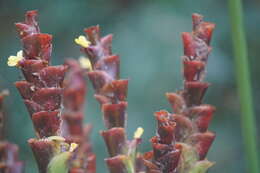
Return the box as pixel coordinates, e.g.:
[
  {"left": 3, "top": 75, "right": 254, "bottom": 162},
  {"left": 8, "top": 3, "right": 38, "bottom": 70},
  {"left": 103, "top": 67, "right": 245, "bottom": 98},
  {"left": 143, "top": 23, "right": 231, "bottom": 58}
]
[
  {"left": 80, "top": 26, "right": 144, "bottom": 173},
  {"left": 62, "top": 59, "right": 96, "bottom": 173},
  {"left": 10, "top": 10, "right": 217, "bottom": 173},
  {"left": 0, "top": 91, "right": 24, "bottom": 173},
  {"left": 15, "top": 10, "right": 67, "bottom": 138},
  {"left": 0, "top": 142, "right": 24, "bottom": 173},
  {"left": 144, "top": 14, "right": 216, "bottom": 173},
  {"left": 14, "top": 10, "right": 68, "bottom": 173}
]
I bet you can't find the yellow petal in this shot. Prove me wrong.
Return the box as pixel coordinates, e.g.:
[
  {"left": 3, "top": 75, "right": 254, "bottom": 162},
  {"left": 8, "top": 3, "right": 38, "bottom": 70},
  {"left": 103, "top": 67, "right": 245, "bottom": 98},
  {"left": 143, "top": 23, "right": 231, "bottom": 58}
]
[
  {"left": 7, "top": 55, "right": 23, "bottom": 67},
  {"left": 79, "top": 56, "right": 92, "bottom": 70},
  {"left": 134, "top": 127, "right": 144, "bottom": 139},
  {"left": 69, "top": 143, "right": 78, "bottom": 152},
  {"left": 17, "top": 50, "right": 23, "bottom": 58},
  {"left": 7, "top": 50, "right": 24, "bottom": 67},
  {"left": 47, "top": 136, "right": 66, "bottom": 142},
  {"left": 75, "top": 35, "right": 91, "bottom": 48}
]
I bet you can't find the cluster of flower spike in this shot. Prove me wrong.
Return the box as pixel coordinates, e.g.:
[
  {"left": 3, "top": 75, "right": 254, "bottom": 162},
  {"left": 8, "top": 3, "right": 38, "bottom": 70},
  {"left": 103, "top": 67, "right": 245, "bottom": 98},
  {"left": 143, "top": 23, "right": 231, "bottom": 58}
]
[
  {"left": 143, "top": 14, "right": 216, "bottom": 173},
  {"left": 8, "top": 10, "right": 217, "bottom": 173},
  {"left": 77, "top": 26, "right": 145, "bottom": 173},
  {"left": 0, "top": 90, "right": 24, "bottom": 173},
  {"left": 62, "top": 59, "right": 96, "bottom": 173}
]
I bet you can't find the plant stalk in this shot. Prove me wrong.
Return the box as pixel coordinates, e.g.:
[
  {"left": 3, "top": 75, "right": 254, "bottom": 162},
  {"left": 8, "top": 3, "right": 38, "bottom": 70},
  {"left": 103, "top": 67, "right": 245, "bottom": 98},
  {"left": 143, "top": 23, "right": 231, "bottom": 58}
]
[{"left": 228, "top": 1, "right": 259, "bottom": 172}]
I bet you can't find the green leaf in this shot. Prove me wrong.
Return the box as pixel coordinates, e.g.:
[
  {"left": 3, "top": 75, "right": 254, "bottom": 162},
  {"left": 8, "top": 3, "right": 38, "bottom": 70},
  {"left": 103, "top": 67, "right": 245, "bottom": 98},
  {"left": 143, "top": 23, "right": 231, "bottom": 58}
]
[
  {"left": 122, "top": 155, "right": 135, "bottom": 173},
  {"left": 47, "top": 152, "right": 71, "bottom": 173},
  {"left": 188, "top": 160, "right": 214, "bottom": 173},
  {"left": 178, "top": 143, "right": 198, "bottom": 172}
]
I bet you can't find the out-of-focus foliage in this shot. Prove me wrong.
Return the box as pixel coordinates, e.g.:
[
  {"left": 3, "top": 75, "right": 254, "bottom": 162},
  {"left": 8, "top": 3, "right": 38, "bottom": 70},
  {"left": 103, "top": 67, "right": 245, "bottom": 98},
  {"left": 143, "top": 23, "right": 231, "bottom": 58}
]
[{"left": 0, "top": 0, "right": 259, "bottom": 173}]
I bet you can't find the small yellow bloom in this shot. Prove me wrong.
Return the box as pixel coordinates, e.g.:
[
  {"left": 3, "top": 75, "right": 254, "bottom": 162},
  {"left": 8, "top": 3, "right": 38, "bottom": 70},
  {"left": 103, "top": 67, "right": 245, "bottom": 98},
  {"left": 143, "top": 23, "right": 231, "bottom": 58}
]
[
  {"left": 79, "top": 56, "right": 92, "bottom": 71},
  {"left": 69, "top": 143, "right": 78, "bottom": 152},
  {"left": 47, "top": 136, "right": 66, "bottom": 142},
  {"left": 134, "top": 127, "right": 144, "bottom": 139},
  {"left": 45, "top": 136, "right": 68, "bottom": 154},
  {"left": 7, "top": 50, "right": 24, "bottom": 67},
  {"left": 75, "top": 35, "right": 91, "bottom": 48}
]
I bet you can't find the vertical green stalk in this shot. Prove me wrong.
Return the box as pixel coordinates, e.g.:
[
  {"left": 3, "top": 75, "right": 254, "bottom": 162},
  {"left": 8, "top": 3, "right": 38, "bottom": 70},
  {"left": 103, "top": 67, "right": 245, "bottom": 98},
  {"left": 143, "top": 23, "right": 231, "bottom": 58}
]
[{"left": 228, "top": 1, "right": 259, "bottom": 173}]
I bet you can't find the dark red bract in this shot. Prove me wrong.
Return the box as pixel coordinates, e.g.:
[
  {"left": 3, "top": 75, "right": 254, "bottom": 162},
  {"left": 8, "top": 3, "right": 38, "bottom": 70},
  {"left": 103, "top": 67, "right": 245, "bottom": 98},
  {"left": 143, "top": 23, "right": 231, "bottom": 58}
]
[{"left": 143, "top": 13, "right": 216, "bottom": 173}]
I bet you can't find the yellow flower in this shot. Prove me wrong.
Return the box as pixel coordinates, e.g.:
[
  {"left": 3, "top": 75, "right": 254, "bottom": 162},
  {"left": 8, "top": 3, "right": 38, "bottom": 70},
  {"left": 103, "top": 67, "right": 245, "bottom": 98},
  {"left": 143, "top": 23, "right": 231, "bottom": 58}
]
[
  {"left": 47, "top": 142, "right": 79, "bottom": 173},
  {"left": 47, "top": 136, "right": 66, "bottom": 142},
  {"left": 134, "top": 127, "right": 144, "bottom": 139},
  {"left": 69, "top": 143, "right": 78, "bottom": 152},
  {"left": 7, "top": 50, "right": 24, "bottom": 67},
  {"left": 78, "top": 56, "right": 92, "bottom": 71},
  {"left": 74, "top": 35, "right": 91, "bottom": 48}
]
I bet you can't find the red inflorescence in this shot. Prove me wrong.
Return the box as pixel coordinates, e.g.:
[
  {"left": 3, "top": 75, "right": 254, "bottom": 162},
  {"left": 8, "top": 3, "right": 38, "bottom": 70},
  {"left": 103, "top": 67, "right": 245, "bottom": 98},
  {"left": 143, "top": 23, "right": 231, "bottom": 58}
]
[
  {"left": 80, "top": 26, "right": 145, "bottom": 173},
  {"left": 0, "top": 142, "right": 24, "bottom": 173},
  {"left": 15, "top": 10, "right": 67, "bottom": 138},
  {"left": 62, "top": 59, "right": 96, "bottom": 173},
  {"left": 14, "top": 10, "right": 67, "bottom": 173},
  {"left": 9, "top": 10, "right": 217, "bottom": 173},
  {"left": 143, "top": 13, "right": 216, "bottom": 173},
  {"left": 0, "top": 91, "right": 24, "bottom": 173}
]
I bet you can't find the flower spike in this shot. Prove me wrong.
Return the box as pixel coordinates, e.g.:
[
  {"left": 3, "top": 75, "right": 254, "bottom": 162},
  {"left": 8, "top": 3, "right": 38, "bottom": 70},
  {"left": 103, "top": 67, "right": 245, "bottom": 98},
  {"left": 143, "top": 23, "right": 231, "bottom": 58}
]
[
  {"left": 12, "top": 10, "right": 70, "bottom": 173},
  {"left": 144, "top": 13, "right": 216, "bottom": 173},
  {"left": 62, "top": 59, "right": 96, "bottom": 173},
  {"left": 79, "top": 25, "right": 145, "bottom": 173},
  {"left": 0, "top": 90, "right": 24, "bottom": 173}
]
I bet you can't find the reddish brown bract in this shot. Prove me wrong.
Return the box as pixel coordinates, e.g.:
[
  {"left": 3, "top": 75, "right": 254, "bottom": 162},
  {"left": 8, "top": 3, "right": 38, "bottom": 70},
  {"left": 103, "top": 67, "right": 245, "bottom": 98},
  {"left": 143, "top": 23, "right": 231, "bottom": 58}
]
[
  {"left": 15, "top": 10, "right": 67, "bottom": 138},
  {"left": 144, "top": 13, "right": 216, "bottom": 173},
  {"left": 14, "top": 10, "right": 67, "bottom": 173},
  {"left": 9, "top": 10, "right": 217, "bottom": 173},
  {"left": 0, "top": 142, "right": 24, "bottom": 173},
  {"left": 80, "top": 26, "right": 144, "bottom": 173},
  {"left": 62, "top": 59, "right": 96, "bottom": 173},
  {"left": 0, "top": 91, "right": 24, "bottom": 173}
]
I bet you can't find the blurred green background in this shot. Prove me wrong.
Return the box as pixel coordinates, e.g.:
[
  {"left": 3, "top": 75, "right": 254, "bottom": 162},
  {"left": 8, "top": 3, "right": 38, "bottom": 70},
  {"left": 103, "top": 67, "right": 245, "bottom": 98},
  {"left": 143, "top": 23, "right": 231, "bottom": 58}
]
[{"left": 0, "top": 0, "right": 260, "bottom": 172}]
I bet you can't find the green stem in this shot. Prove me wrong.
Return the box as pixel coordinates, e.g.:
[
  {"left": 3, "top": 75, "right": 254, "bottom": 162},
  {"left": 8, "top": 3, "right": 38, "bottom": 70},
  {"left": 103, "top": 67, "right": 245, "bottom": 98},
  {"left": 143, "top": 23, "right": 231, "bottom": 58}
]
[{"left": 228, "top": 1, "right": 259, "bottom": 173}]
